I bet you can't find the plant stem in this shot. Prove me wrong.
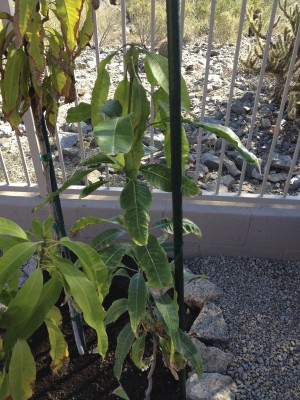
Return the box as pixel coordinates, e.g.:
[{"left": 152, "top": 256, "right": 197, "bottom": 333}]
[{"left": 144, "top": 338, "right": 158, "bottom": 400}]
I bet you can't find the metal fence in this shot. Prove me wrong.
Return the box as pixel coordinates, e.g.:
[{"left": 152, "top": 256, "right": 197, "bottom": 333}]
[{"left": 1, "top": 0, "right": 300, "bottom": 202}]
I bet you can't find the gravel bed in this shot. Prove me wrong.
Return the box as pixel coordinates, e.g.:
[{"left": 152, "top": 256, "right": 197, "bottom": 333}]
[{"left": 186, "top": 255, "right": 300, "bottom": 400}]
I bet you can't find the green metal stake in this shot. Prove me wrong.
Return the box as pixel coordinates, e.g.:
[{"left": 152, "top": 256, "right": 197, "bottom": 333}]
[{"left": 166, "top": 1, "right": 186, "bottom": 399}]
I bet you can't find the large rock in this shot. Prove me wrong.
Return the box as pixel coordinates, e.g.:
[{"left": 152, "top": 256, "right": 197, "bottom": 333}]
[
  {"left": 184, "top": 279, "right": 222, "bottom": 310},
  {"left": 191, "top": 339, "right": 233, "bottom": 374},
  {"left": 190, "top": 302, "right": 229, "bottom": 343},
  {"left": 186, "top": 373, "right": 236, "bottom": 400}
]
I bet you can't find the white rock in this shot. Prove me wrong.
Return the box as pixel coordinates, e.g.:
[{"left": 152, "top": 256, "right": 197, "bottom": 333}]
[
  {"left": 184, "top": 279, "right": 222, "bottom": 309},
  {"left": 186, "top": 373, "right": 236, "bottom": 400}
]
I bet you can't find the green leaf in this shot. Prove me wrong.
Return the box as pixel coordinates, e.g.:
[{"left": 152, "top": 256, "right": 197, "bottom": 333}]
[
  {"left": 144, "top": 51, "right": 191, "bottom": 111},
  {"left": 94, "top": 115, "right": 134, "bottom": 155},
  {"left": 91, "top": 53, "right": 114, "bottom": 127},
  {"left": 0, "top": 242, "right": 36, "bottom": 288},
  {"left": 91, "top": 228, "right": 126, "bottom": 251},
  {"left": 13, "top": 0, "right": 37, "bottom": 47},
  {"left": 105, "top": 298, "right": 128, "bottom": 326},
  {"left": 79, "top": 152, "right": 115, "bottom": 167},
  {"left": 0, "top": 268, "right": 43, "bottom": 329},
  {"left": 154, "top": 293, "right": 179, "bottom": 337},
  {"left": 190, "top": 120, "right": 259, "bottom": 166},
  {"left": 183, "top": 271, "right": 208, "bottom": 283},
  {"left": 54, "top": 0, "right": 84, "bottom": 55},
  {"left": 134, "top": 234, "right": 173, "bottom": 289},
  {"left": 66, "top": 102, "right": 91, "bottom": 123},
  {"left": 9, "top": 339, "right": 36, "bottom": 400},
  {"left": 34, "top": 169, "right": 97, "bottom": 212},
  {"left": 131, "top": 335, "right": 149, "bottom": 371},
  {"left": 77, "top": 0, "right": 94, "bottom": 52},
  {"left": 55, "top": 258, "right": 108, "bottom": 357},
  {"left": 114, "top": 79, "right": 130, "bottom": 117},
  {"left": 79, "top": 179, "right": 108, "bottom": 198},
  {"left": 0, "top": 217, "right": 28, "bottom": 240},
  {"left": 45, "top": 307, "right": 69, "bottom": 373},
  {"left": 19, "top": 276, "right": 62, "bottom": 340},
  {"left": 59, "top": 238, "right": 108, "bottom": 292},
  {"left": 112, "top": 385, "right": 131, "bottom": 400},
  {"left": 69, "top": 216, "right": 118, "bottom": 235},
  {"left": 130, "top": 76, "right": 150, "bottom": 131},
  {"left": 128, "top": 273, "right": 147, "bottom": 334},
  {"left": 120, "top": 180, "right": 152, "bottom": 246},
  {"left": 153, "top": 218, "right": 202, "bottom": 237},
  {"left": 182, "top": 175, "right": 201, "bottom": 197},
  {"left": 176, "top": 330, "right": 204, "bottom": 377},
  {"left": 3, "top": 45, "right": 22, "bottom": 117},
  {"left": 113, "top": 322, "right": 135, "bottom": 381},
  {"left": 164, "top": 124, "right": 189, "bottom": 173},
  {"left": 99, "top": 245, "right": 128, "bottom": 273},
  {"left": 100, "top": 99, "right": 122, "bottom": 118}
]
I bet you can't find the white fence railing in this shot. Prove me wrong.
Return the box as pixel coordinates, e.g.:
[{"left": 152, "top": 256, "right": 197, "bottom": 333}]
[{"left": 1, "top": 0, "right": 300, "bottom": 202}]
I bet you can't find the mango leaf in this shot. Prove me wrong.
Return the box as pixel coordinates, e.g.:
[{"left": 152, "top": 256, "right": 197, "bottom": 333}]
[
  {"left": 66, "top": 102, "right": 91, "bottom": 123},
  {"left": 19, "top": 277, "right": 62, "bottom": 340},
  {"left": 60, "top": 238, "right": 108, "bottom": 291},
  {"left": 153, "top": 218, "right": 202, "bottom": 237},
  {"left": 0, "top": 371, "right": 10, "bottom": 400},
  {"left": 0, "top": 268, "right": 43, "bottom": 329},
  {"left": 0, "top": 237, "right": 27, "bottom": 253},
  {"left": 113, "top": 322, "right": 135, "bottom": 381},
  {"left": 152, "top": 87, "right": 170, "bottom": 128},
  {"left": 79, "top": 179, "right": 108, "bottom": 198},
  {"left": 90, "top": 228, "right": 126, "bottom": 251},
  {"left": 77, "top": 0, "right": 94, "bottom": 53},
  {"left": 124, "top": 77, "right": 150, "bottom": 180},
  {"left": 144, "top": 51, "right": 191, "bottom": 111},
  {"left": 99, "top": 245, "right": 128, "bottom": 273},
  {"left": 105, "top": 298, "right": 128, "bottom": 326},
  {"left": 3, "top": 45, "right": 22, "bottom": 117},
  {"left": 133, "top": 234, "right": 173, "bottom": 289},
  {"left": 164, "top": 123, "right": 189, "bottom": 173},
  {"left": 154, "top": 293, "right": 179, "bottom": 337},
  {"left": 79, "top": 152, "right": 115, "bottom": 167},
  {"left": 9, "top": 339, "right": 36, "bottom": 400},
  {"left": 0, "top": 23, "right": 12, "bottom": 57},
  {"left": 0, "top": 242, "right": 36, "bottom": 288},
  {"left": 26, "top": 13, "right": 46, "bottom": 88},
  {"left": 183, "top": 271, "right": 208, "bottom": 283},
  {"left": 112, "top": 385, "right": 131, "bottom": 400},
  {"left": 114, "top": 79, "right": 130, "bottom": 117},
  {"left": 45, "top": 307, "right": 69, "bottom": 373},
  {"left": 101, "top": 99, "right": 122, "bottom": 118},
  {"left": 120, "top": 180, "right": 152, "bottom": 246},
  {"left": 94, "top": 115, "right": 134, "bottom": 155},
  {"left": 140, "top": 164, "right": 201, "bottom": 197},
  {"left": 175, "top": 330, "right": 204, "bottom": 377},
  {"left": 0, "top": 217, "right": 28, "bottom": 240},
  {"left": 34, "top": 169, "right": 97, "bottom": 212},
  {"left": 128, "top": 273, "right": 147, "bottom": 334},
  {"left": 13, "top": 0, "right": 37, "bottom": 47},
  {"left": 69, "top": 216, "right": 120, "bottom": 235},
  {"left": 131, "top": 335, "right": 149, "bottom": 371},
  {"left": 189, "top": 119, "right": 259, "bottom": 166},
  {"left": 54, "top": 0, "right": 84, "bottom": 55},
  {"left": 91, "top": 53, "right": 114, "bottom": 127},
  {"left": 55, "top": 258, "right": 108, "bottom": 357},
  {"left": 47, "top": 28, "right": 64, "bottom": 59}
]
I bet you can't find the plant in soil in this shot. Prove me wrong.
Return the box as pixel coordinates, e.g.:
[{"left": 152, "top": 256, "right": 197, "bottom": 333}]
[
  {"left": 0, "top": 4, "right": 259, "bottom": 400},
  {"left": 34, "top": 44, "right": 258, "bottom": 398}
]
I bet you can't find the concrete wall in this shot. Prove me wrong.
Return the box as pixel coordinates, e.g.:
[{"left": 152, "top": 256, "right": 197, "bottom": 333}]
[{"left": 1, "top": 190, "right": 299, "bottom": 261}]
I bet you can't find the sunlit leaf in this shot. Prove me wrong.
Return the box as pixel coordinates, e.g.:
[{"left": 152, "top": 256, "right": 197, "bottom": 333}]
[
  {"left": 0, "top": 217, "right": 28, "bottom": 240},
  {"left": 134, "top": 234, "right": 173, "bottom": 289},
  {"left": 9, "top": 339, "right": 35, "bottom": 399},
  {"left": 13, "top": 0, "right": 37, "bottom": 47}
]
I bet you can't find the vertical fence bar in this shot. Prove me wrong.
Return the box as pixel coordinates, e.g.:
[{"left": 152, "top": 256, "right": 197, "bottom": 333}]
[
  {"left": 238, "top": 0, "right": 279, "bottom": 195},
  {"left": 166, "top": 0, "right": 186, "bottom": 398},
  {"left": 260, "top": 21, "right": 300, "bottom": 196},
  {"left": 283, "top": 133, "right": 300, "bottom": 196},
  {"left": 92, "top": 8, "right": 101, "bottom": 66},
  {"left": 0, "top": 149, "right": 10, "bottom": 184},
  {"left": 54, "top": 126, "right": 67, "bottom": 182},
  {"left": 215, "top": 0, "right": 247, "bottom": 194},
  {"left": 121, "top": 0, "right": 127, "bottom": 77},
  {"left": 16, "top": 136, "right": 31, "bottom": 186},
  {"left": 194, "top": 0, "right": 216, "bottom": 182},
  {"left": 149, "top": 0, "right": 156, "bottom": 166}
]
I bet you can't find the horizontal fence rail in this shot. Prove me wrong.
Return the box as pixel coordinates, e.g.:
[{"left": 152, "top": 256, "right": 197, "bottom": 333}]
[{"left": 0, "top": 0, "right": 300, "bottom": 204}]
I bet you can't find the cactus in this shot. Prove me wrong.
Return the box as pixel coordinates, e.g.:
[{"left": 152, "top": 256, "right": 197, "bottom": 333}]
[{"left": 241, "top": 1, "right": 300, "bottom": 119}]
